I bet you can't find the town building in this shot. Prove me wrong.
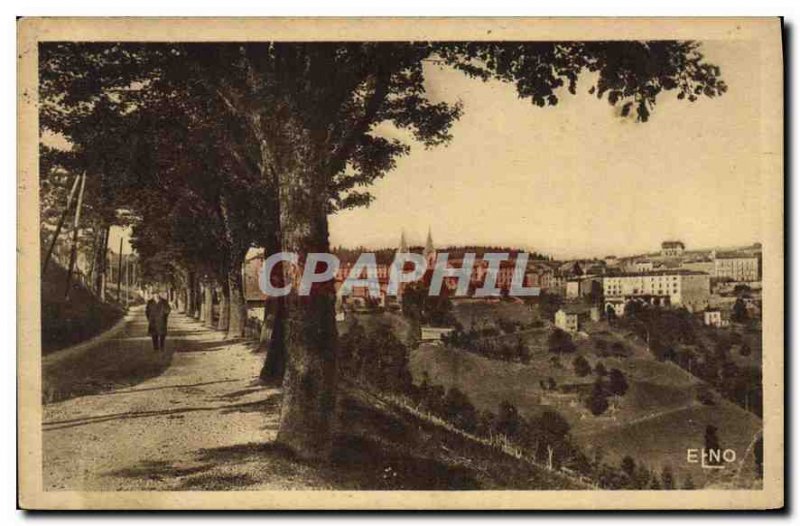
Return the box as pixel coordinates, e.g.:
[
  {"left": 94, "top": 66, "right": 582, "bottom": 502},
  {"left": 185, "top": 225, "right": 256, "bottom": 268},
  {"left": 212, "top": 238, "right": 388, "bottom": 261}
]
[
  {"left": 566, "top": 276, "right": 603, "bottom": 300},
  {"left": 554, "top": 305, "right": 596, "bottom": 332},
  {"left": 713, "top": 252, "right": 760, "bottom": 282},
  {"left": 603, "top": 269, "right": 711, "bottom": 316},
  {"left": 703, "top": 309, "right": 727, "bottom": 327},
  {"left": 661, "top": 240, "right": 686, "bottom": 258},
  {"left": 555, "top": 308, "right": 580, "bottom": 332}
]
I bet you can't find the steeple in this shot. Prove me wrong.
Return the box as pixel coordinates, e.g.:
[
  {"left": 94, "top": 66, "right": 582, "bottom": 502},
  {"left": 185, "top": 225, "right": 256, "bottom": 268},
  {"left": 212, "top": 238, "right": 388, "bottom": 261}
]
[
  {"left": 398, "top": 229, "right": 408, "bottom": 253},
  {"left": 424, "top": 227, "right": 435, "bottom": 264}
]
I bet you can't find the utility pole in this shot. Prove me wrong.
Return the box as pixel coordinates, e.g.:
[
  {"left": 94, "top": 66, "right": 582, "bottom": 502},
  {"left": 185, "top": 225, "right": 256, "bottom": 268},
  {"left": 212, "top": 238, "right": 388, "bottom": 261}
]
[
  {"left": 43, "top": 174, "right": 80, "bottom": 274},
  {"left": 117, "top": 236, "right": 124, "bottom": 305},
  {"left": 125, "top": 255, "right": 130, "bottom": 306},
  {"left": 64, "top": 173, "right": 87, "bottom": 299}
]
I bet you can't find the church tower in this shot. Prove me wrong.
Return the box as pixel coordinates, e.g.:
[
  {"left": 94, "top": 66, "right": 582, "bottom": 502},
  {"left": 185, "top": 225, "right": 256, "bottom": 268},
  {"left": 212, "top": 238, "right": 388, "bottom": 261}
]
[
  {"left": 398, "top": 229, "right": 409, "bottom": 253},
  {"left": 424, "top": 227, "right": 436, "bottom": 266}
]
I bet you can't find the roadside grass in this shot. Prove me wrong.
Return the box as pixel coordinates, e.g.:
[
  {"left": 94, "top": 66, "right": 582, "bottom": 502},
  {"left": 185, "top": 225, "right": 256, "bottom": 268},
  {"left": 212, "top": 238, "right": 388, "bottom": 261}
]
[{"left": 42, "top": 334, "right": 173, "bottom": 403}]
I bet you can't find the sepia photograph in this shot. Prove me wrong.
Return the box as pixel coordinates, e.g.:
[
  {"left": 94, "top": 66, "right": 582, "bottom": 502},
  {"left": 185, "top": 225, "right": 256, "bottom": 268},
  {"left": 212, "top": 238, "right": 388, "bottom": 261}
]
[{"left": 16, "top": 17, "right": 784, "bottom": 510}]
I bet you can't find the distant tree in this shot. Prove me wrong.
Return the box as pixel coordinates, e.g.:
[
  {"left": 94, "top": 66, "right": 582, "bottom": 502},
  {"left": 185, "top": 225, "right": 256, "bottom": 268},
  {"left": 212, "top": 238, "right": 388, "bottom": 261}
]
[
  {"left": 442, "top": 387, "right": 478, "bottom": 432},
  {"left": 495, "top": 400, "right": 524, "bottom": 439},
  {"left": 547, "top": 377, "right": 557, "bottom": 391},
  {"left": 595, "top": 362, "right": 608, "bottom": 377},
  {"left": 739, "top": 343, "right": 752, "bottom": 357},
  {"left": 624, "top": 299, "right": 647, "bottom": 318},
  {"left": 649, "top": 476, "right": 662, "bottom": 490},
  {"left": 539, "top": 410, "right": 571, "bottom": 441},
  {"left": 476, "top": 410, "right": 496, "bottom": 437},
  {"left": 608, "top": 368, "right": 629, "bottom": 396},
  {"left": 611, "top": 341, "right": 628, "bottom": 357},
  {"left": 605, "top": 305, "right": 617, "bottom": 325},
  {"left": 573, "top": 355, "right": 592, "bottom": 377},
  {"left": 661, "top": 466, "right": 675, "bottom": 489},
  {"left": 538, "top": 292, "right": 563, "bottom": 322},
  {"left": 548, "top": 328, "right": 576, "bottom": 354},
  {"left": 621, "top": 455, "right": 636, "bottom": 478},
  {"left": 682, "top": 473, "right": 696, "bottom": 489},
  {"left": 696, "top": 384, "right": 716, "bottom": 406},
  {"left": 731, "top": 298, "right": 748, "bottom": 323},
  {"left": 594, "top": 339, "right": 608, "bottom": 354},
  {"left": 588, "top": 378, "right": 609, "bottom": 416},
  {"left": 515, "top": 338, "right": 531, "bottom": 364},
  {"left": 402, "top": 281, "right": 455, "bottom": 327},
  {"left": 633, "top": 465, "right": 652, "bottom": 489}
]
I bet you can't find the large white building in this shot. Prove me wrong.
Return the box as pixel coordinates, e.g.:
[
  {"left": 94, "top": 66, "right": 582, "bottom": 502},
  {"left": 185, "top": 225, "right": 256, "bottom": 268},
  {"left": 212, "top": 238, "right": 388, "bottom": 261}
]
[
  {"left": 603, "top": 269, "right": 711, "bottom": 315},
  {"left": 713, "top": 252, "right": 760, "bottom": 282}
]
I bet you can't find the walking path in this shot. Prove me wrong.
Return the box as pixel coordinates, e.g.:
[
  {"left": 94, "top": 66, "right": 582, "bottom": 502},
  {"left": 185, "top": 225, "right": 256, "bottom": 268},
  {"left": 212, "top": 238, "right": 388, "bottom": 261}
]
[{"left": 41, "top": 311, "right": 318, "bottom": 491}]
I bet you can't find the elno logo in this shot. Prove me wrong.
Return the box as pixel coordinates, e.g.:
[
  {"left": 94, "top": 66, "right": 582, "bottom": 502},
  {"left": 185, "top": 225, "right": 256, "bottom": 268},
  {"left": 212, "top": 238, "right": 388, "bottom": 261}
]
[{"left": 686, "top": 448, "right": 737, "bottom": 470}]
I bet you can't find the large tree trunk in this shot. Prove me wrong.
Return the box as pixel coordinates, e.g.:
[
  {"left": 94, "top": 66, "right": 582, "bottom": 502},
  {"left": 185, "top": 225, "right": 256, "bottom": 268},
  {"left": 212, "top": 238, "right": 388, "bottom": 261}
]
[
  {"left": 260, "top": 295, "right": 286, "bottom": 383},
  {"left": 259, "top": 236, "right": 286, "bottom": 382},
  {"left": 94, "top": 224, "right": 110, "bottom": 299},
  {"left": 201, "top": 281, "right": 214, "bottom": 326},
  {"left": 187, "top": 270, "right": 197, "bottom": 318},
  {"left": 217, "top": 282, "right": 230, "bottom": 332},
  {"left": 272, "top": 138, "right": 339, "bottom": 461},
  {"left": 226, "top": 253, "right": 247, "bottom": 339}
]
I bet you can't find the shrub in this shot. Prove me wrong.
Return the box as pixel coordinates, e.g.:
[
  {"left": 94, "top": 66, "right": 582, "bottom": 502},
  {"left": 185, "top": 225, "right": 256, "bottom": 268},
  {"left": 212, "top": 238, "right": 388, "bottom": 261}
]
[
  {"left": 572, "top": 356, "right": 592, "bottom": 377},
  {"left": 607, "top": 368, "right": 629, "bottom": 396},
  {"left": 548, "top": 328, "right": 576, "bottom": 354},
  {"left": 587, "top": 378, "right": 609, "bottom": 415}
]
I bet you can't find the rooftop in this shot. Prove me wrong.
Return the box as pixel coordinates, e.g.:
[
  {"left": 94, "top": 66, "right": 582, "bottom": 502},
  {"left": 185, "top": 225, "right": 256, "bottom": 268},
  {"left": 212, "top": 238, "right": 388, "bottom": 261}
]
[{"left": 604, "top": 269, "right": 710, "bottom": 278}]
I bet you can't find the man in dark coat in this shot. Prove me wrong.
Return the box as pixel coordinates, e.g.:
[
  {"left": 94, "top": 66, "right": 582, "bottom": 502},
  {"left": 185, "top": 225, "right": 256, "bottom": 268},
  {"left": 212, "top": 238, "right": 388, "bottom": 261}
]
[
  {"left": 146, "top": 294, "right": 172, "bottom": 351},
  {"left": 145, "top": 297, "right": 158, "bottom": 350}
]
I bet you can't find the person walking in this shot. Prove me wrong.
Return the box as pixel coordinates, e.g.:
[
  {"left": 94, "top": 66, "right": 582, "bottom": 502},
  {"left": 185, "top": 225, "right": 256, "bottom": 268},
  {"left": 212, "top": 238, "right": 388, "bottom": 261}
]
[
  {"left": 145, "top": 296, "right": 159, "bottom": 351},
  {"left": 146, "top": 292, "right": 172, "bottom": 351}
]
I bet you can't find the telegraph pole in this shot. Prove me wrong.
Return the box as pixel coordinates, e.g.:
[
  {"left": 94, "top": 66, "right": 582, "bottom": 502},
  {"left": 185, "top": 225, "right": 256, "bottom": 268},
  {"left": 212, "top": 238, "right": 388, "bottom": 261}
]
[
  {"left": 43, "top": 174, "right": 80, "bottom": 274},
  {"left": 64, "top": 173, "right": 87, "bottom": 299},
  {"left": 117, "top": 236, "right": 124, "bottom": 304}
]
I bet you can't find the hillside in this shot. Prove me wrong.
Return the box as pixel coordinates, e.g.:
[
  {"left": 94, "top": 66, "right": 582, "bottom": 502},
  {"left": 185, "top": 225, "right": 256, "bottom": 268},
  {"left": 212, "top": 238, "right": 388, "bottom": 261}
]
[
  {"left": 410, "top": 340, "right": 762, "bottom": 488},
  {"left": 41, "top": 262, "right": 124, "bottom": 354}
]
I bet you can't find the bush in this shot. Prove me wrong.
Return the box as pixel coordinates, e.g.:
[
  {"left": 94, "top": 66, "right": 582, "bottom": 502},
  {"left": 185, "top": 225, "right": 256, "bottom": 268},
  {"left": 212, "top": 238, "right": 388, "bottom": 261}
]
[
  {"left": 594, "top": 362, "right": 607, "bottom": 377},
  {"left": 696, "top": 384, "right": 716, "bottom": 405},
  {"left": 495, "top": 400, "right": 523, "bottom": 438},
  {"left": 607, "top": 368, "right": 629, "bottom": 396},
  {"left": 572, "top": 356, "right": 592, "bottom": 377},
  {"left": 442, "top": 387, "right": 478, "bottom": 432},
  {"left": 587, "top": 378, "right": 609, "bottom": 415},
  {"left": 610, "top": 341, "right": 628, "bottom": 357},
  {"left": 548, "top": 328, "right": 576, "bottom": 354},
  {"left": 339, "top": 319, "right": 413, "bottom": 393}
]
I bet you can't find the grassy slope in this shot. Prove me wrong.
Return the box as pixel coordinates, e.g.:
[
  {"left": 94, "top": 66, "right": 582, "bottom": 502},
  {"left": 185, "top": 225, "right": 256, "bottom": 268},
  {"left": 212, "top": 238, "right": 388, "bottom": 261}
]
[
  {"left": 410, "top": 328, "right": 762, "bottom": 488},
  {"left": 41, "top": 262, "right": 124, "bottom": 354},
  {"left": 332, "top": 389, "right": 586, "bottom": 490}
]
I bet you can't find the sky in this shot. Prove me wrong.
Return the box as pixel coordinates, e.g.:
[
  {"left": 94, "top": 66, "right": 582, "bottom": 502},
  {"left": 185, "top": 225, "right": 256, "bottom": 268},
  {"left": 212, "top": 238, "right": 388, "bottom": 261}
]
[{"left": 327, "top": 41, "right": 763, "bottom": 259}]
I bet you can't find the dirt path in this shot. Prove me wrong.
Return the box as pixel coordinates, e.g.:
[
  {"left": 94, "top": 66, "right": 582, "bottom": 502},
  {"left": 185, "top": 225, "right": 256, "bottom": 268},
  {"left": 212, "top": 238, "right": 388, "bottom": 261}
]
[{"left": 42, "top": 311, "right": 327, "bottom": 491}]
